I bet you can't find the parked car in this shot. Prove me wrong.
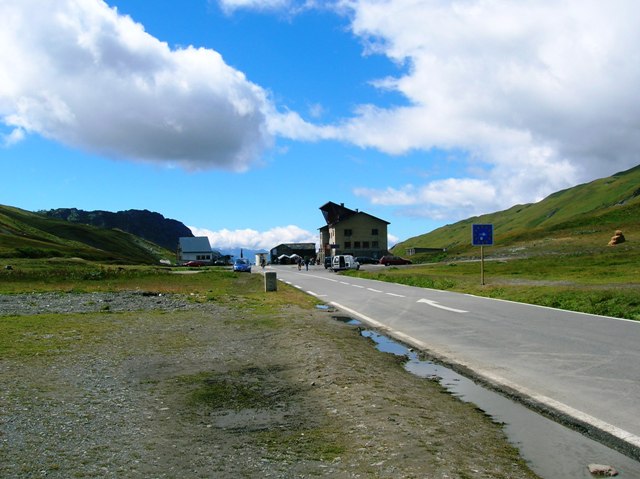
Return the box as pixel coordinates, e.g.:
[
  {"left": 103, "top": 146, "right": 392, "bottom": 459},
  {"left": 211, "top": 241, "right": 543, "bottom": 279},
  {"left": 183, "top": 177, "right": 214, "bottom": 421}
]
[
  {"left": 184, "top": 260, "right": 206, "bottom": 267},
  {"left": 331, "top": 255, "right": 360, "bottom": 272},
  {"left": 324, "top": 257, "right": 332, "bottom": 269},
  {"left": 355, "top": 256, "right": 377, "bottom": 264},
  {"left": 379, "top": 255, "right": 412, "bottom": 266},
  {"left": 233, "top": 258, "right": 252, "bottom": 273}
]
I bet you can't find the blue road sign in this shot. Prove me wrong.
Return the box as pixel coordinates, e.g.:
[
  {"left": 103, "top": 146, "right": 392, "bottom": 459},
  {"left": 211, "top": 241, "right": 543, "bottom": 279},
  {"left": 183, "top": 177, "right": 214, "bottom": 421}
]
[{"left": 472, "top": 224, "right": 494, "bottom": 246}]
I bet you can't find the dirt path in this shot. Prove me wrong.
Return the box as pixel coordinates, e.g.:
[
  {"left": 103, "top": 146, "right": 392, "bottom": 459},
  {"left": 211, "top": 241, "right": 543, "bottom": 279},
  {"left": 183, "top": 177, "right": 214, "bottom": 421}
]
[{"left": 0, "top": 293, "right": 539, "bottom": 478}]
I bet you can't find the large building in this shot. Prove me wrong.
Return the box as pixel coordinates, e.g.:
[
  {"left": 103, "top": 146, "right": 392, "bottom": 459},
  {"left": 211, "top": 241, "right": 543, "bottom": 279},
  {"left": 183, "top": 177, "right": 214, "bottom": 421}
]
[{"left": 318, "top": 202, "right": 389, "bottom": 261}]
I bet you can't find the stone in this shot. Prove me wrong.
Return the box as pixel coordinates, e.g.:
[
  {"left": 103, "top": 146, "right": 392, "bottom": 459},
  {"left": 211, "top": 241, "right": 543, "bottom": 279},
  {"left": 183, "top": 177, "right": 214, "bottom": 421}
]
[
  {"left": 608, "top": 230, "right": 626, "bottom": 246},
  {"left": 588, "top": 463, "right": 618, "bottom": 476}
]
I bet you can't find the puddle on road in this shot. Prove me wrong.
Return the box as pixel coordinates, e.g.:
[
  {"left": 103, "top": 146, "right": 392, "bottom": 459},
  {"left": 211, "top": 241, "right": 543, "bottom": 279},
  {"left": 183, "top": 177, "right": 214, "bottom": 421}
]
[{"left": 333, "top": 316, "right": 640, "bottom": 478}]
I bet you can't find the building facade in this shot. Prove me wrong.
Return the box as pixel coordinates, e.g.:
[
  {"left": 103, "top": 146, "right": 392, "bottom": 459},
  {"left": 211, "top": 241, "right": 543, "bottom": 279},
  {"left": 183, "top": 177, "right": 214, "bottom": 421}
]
[
  {"left": 319, "top": 202, "right": 389, "bottom": 260},
  {"left": 177, "top": 236, "right": 216, "bottom": 264}
]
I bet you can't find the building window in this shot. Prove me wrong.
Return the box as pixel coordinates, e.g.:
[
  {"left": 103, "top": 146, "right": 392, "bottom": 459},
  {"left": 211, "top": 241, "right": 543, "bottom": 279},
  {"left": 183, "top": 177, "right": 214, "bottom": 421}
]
[
  {"left": 371, "top": 228, "right": 379, "bottom": 235},
  {"left": 344, "top": 229, "right": 352, "bottom": 237},
  {"left": 345, "top": 241, "right": 351, "bottom": 248},
  {"left": 363, "top": 241, "right": 369, "bottom": 249},
  {"left": 372, "top": 241, "right": 379, "bottom": 248},
  {"left": 354, "top": 241, "right": 361, "bottom": 249}
]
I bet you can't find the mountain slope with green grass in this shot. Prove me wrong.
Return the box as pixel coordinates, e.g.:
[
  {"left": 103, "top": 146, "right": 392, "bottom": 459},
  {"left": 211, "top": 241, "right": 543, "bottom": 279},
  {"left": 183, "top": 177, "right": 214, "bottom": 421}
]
[
  {"left": 393, "top": 164, "right": 640, "bottom": 260},
  {"left": 0, "top": 205, "right": 173, "bottom": 264}
]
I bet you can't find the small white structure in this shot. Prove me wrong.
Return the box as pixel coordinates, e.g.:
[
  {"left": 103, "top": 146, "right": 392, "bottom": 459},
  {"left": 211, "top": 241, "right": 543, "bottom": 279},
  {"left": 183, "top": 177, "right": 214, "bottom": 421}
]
[
  {"left": 177, "top": 237, "right": 214, "bottom": 264},
  {"left": 255, "top": 253, "right": 268, "bottom": 266}
]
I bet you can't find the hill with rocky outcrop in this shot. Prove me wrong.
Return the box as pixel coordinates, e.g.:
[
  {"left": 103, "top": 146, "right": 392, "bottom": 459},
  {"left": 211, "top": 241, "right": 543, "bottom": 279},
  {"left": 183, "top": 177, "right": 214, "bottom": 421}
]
[
  {"left": 40, "top": 208, "right": 193, "bottom": 251},
  {"left": 0, "top": 205, "right": 173, "bottom": 264}
]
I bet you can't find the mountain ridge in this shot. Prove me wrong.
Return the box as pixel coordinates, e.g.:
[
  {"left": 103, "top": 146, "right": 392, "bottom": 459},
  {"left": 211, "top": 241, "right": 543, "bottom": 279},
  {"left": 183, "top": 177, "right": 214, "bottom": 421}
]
[
  {"left": 0, "top": 205, "right": 173, "bottom": 264},
  {"left": 40, "top": 208, "right": 193, "bottom": 251}
]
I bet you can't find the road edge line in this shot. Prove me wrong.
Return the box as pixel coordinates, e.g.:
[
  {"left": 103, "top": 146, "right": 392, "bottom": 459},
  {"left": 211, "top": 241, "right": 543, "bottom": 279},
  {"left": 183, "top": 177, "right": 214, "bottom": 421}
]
[{"left": 330, "top": 301, "right": 640, "bottom": 461}]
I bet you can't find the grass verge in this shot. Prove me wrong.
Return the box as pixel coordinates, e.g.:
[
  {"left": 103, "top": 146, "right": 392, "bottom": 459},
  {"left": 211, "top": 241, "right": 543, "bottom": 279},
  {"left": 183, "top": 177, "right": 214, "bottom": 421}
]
[{"left": 346, "top": 247, "right": 640, "bottom": 320}]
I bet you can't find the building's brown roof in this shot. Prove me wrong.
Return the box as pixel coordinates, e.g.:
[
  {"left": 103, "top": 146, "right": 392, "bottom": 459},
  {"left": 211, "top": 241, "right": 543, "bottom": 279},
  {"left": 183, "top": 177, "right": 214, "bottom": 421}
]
[
  {"left": 319, "top": 201, "right": 390, "bottom": 226},
  {"left": 319, "top": 201, "right": 357, "bottom": 225}
]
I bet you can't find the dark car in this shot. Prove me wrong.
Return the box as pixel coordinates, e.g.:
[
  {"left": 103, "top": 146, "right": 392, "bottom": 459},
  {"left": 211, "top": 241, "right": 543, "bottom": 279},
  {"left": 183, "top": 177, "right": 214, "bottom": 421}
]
[
  {"left": 324, "top": 257, "right": 332, "bottom": 269},
  {"left": 233, "top": 258, "right": 252, "bottom": 273},
  {"left": 379, "top": 255, "right": 412, "bottom": 266},
  {"left": 355, "top": 256, "right": 377, "bottom": 265}
]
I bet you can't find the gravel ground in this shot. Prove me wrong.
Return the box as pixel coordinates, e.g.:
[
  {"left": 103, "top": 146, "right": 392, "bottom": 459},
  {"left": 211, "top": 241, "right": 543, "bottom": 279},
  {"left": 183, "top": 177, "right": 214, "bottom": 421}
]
[
  {"left": 0, "top": 292, "right": 539, "bottom": 478},
  {"left": 0, "top": 291, "right": 210, "bottom": 316}
]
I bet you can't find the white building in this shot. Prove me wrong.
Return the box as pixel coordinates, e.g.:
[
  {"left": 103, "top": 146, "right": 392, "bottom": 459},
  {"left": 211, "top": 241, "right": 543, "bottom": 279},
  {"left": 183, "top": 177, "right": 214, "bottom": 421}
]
[{"left": 177, "top": 237, "right": 215, "bottom": 265}]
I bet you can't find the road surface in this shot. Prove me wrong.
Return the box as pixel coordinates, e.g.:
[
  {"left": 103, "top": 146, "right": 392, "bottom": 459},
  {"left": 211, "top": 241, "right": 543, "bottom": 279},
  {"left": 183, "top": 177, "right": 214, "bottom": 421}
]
[{"left": 267, "top": 264, "right": 640, "bottom": 459}]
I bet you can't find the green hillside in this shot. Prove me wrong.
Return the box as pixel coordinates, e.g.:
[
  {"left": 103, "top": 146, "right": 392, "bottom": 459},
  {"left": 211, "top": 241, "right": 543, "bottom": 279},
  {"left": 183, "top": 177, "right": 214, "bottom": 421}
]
[
  {"left": 393, "top": 164, "right": 640, "bottom": 260},
  {"left": 0, "top": 205, "right": 173, "bottom": 264}
]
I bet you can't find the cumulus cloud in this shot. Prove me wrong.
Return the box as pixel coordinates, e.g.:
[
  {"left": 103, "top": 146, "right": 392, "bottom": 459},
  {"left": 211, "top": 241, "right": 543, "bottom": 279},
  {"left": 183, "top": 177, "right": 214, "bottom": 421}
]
[
  {"left": 191, "top": 223, "right": 399, "bottom": 251},
  {"left": 189, "top": 224, "right": 317, "bottom": 250},
  {"left": 342, "top": 0, "right": 640, "bottom": 218},
  {"left": 0, "top": 0, "right": 274, "bottom": 171}
]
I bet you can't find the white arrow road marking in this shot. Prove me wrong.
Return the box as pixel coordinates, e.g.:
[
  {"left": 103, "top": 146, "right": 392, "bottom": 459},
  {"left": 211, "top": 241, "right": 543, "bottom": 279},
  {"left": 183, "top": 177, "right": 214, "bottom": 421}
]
[{"left": 417, "top": 298, "right": 468, "bottom": 313}]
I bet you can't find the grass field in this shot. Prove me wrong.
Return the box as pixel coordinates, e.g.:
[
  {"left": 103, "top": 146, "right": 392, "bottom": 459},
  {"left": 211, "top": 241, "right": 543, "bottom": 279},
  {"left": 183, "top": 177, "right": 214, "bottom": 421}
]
[
  {"left": 346, "top": 242, "right": 640, "bottom": 320},
  {"left": 3, "top": 250, "right": 639, "bottom": 321}
]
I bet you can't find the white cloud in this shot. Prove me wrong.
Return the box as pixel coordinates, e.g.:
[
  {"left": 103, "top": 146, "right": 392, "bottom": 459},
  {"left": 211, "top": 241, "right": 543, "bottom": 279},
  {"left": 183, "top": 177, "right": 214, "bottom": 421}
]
[
  {"left": 0, "top": 0, "right": 273, "bottom": 171},
  {"left": 191, "top": 223, "right": 399, "bottom": 252},
  {"left": 189, "top": 224, "right": 317, "bottom": 250},
  {"left": 1, "top": 127, "right": 25, "bottom": 147},
  {"left": 217, "top": 0, "right": 292, "bottom": 13},
  {"left": 340, "top": 0, "right": 640, "bottom": 218},
  {"left": 217, "top": 0, "right": 322, "bottom": 15}
]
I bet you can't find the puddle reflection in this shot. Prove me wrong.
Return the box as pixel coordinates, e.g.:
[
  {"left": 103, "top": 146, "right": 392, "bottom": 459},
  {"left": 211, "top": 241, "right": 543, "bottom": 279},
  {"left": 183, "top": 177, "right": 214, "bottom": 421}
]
[{"left": 354, "top": 327, "right": 640, "bottom": 478}]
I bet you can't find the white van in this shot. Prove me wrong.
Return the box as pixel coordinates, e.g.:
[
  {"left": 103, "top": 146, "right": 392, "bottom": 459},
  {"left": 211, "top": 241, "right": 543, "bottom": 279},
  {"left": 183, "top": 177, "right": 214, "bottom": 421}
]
[{"left": 331, "top": 255, "right": 360, "bottom": 272}]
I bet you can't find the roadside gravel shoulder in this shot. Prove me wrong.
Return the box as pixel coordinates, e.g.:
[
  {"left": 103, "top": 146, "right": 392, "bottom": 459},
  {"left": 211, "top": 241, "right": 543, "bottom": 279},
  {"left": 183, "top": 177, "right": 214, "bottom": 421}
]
[{"left": 0, "top": 292, "right": 539, "bottom": 478}]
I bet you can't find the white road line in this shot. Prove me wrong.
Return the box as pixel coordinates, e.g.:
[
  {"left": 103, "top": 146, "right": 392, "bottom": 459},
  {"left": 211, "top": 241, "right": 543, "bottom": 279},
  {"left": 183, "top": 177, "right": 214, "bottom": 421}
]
[
  {"left": 330, "top": 301, "right": 640, "bottom": 454},
  {"left": 386, "top": 293, "right": 406, "bottom": 298},
  {"left": 417, "top": 298, "right": 468, "bottom": 314},
  {"left": 367, "top": 288, "right": 383, "bottom": 293},
  {"left": 352, "top": 284, "right": 364, "bottom": 289}
]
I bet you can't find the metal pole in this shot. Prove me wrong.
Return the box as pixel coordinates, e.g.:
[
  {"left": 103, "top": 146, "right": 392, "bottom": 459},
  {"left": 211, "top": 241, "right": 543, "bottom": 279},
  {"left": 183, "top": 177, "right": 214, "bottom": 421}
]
[{"left": 480, "top": 245, "right": 485, "bottom": 285}]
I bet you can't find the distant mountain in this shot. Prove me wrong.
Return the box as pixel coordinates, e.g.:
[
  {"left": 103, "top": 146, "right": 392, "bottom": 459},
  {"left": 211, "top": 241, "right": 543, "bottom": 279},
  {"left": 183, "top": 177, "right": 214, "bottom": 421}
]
[
  {"left": 393, "top": 164, "right": 640, "bottom": 258},
  {"left": 220, "top": 248, "right": 270, "bottom": 262},
  {"left": 0, "top": 205, "right": 173, "bottom": 264},
  {"left": 40, "top": 208, "right": 193, "bottom": 251}
]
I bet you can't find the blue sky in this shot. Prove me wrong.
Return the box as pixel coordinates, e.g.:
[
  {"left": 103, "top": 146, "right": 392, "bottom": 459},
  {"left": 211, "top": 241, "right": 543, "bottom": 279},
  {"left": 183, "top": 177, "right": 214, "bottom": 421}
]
[{"left": 2, "top": 0, "right": 639, "bottom": 251}]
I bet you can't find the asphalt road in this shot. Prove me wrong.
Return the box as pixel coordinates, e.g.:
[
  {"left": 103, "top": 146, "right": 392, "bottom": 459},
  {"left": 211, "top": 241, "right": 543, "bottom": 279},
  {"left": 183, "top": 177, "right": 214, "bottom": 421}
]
[{"left": 267, "top": 263, "right": 640, "bottom": 459}]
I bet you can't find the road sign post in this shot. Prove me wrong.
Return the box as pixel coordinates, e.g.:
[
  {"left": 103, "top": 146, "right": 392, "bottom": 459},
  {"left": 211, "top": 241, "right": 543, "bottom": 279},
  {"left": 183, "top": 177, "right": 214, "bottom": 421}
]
[{"left": 472, "top": 224, "right": 493, "bottom": 285}]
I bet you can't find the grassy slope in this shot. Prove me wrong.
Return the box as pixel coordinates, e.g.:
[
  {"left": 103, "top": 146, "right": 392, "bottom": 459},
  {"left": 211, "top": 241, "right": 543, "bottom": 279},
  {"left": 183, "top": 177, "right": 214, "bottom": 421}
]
[
  {"left": 363, "top": 165, "right": 640, "bottom": 320},
  {"left": 394, "top": 164, "right": 640, "bottom": 258},
  {"left": 0, "top": 205, "right": 173, "bottom": 264}
]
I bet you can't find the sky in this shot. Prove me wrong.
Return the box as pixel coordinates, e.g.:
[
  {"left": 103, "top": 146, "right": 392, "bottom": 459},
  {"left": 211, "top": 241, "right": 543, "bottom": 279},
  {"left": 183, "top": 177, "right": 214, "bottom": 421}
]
[{"left": 1, "top": 0, "right": 639, "bottom": 252}]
